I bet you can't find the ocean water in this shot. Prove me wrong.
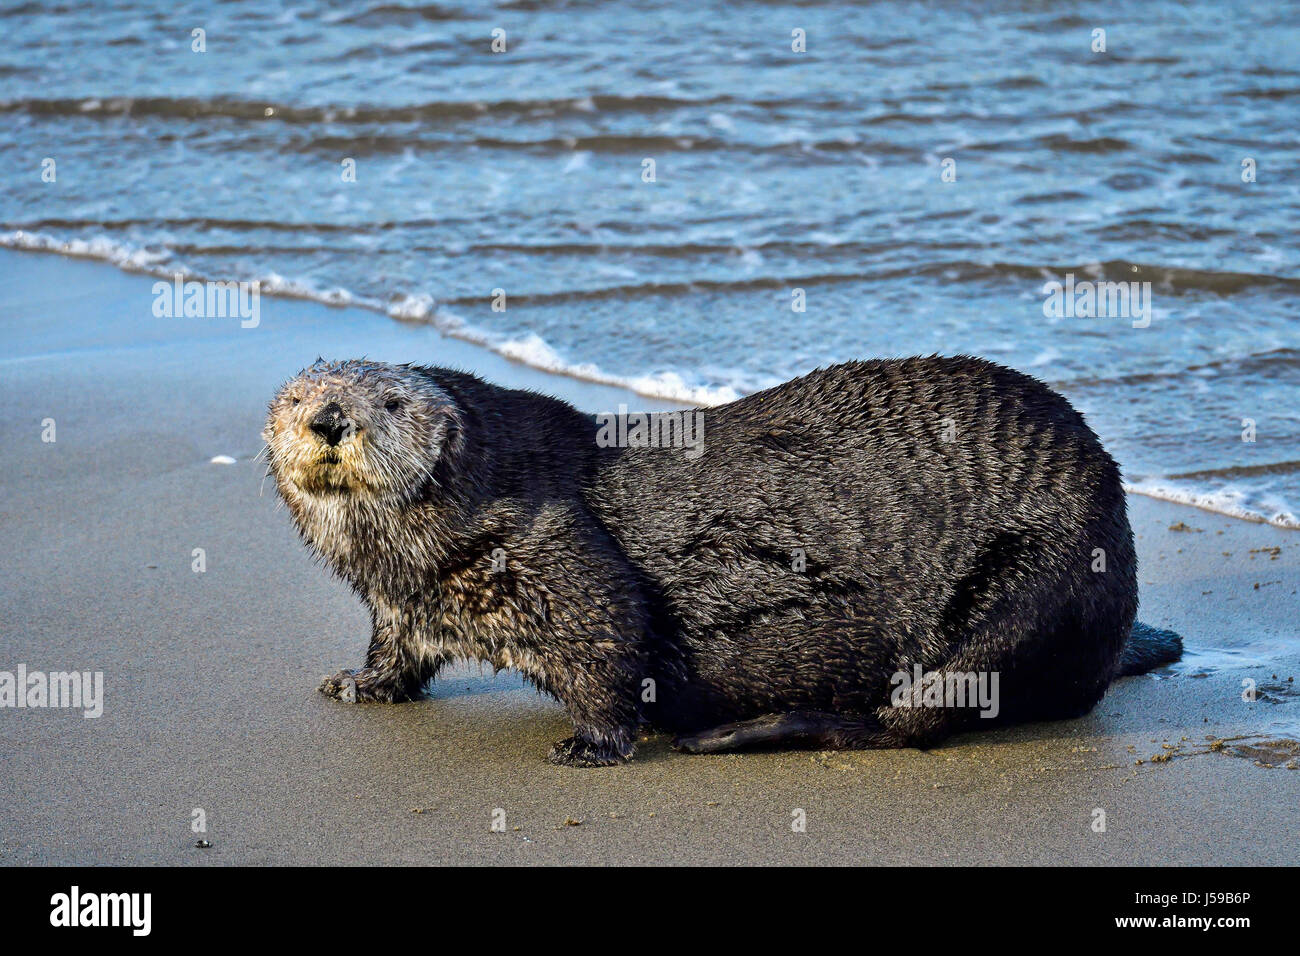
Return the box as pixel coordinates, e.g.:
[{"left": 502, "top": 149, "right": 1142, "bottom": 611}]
[{"left": 3, "top": 0, "right": 1299, "bottom": 526}]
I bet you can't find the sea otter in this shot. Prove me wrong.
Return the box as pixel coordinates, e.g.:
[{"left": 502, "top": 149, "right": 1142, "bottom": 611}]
[{"left": 262, "top": 357, "right": 1181, "bottom": 766}]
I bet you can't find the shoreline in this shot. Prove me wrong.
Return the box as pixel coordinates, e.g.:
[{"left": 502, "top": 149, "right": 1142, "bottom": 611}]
[
  {"left": 0, "top": 232, "right": 739, "bottom": 407},
  {"left": 1, "top": 248, "right": 1296, "bottom": 865},
  {"left": 5, "top": 239, "right": 1295, "bottom": 530}
]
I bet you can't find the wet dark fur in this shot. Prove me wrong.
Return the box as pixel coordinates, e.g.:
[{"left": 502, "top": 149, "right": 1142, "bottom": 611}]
[{"left": 266, "top": 356, "right": 1181, "bottom": 766}]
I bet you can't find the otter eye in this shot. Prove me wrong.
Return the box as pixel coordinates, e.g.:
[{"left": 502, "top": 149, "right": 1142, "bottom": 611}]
[{"left": 385, "top": 399, "right": 401, "bottom": 413}]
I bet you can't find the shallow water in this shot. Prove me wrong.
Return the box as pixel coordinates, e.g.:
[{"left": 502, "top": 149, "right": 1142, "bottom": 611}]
[{"left": 2, "top": 0, "right": 1299, "bottom": 525}]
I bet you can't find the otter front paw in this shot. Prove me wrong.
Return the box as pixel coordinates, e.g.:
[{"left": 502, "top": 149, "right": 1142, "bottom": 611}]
[
  {"left": 548, "top": 735, "right": 631, "bottom": 767},
  {"left": 318, "top": 668, "right": 415, "bottom": 703}
]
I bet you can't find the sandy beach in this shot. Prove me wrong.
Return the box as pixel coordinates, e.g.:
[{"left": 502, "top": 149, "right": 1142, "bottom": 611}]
[{"left": 1, "top": 247, "right": 1296, "bottom": 866}]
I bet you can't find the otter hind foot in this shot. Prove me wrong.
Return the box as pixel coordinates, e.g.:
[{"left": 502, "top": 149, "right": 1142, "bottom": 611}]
[
  {"left": 318, "top": 667, "right": 421, "bottom": 704},
  {"left": 673, "top": 711, "right": 899, "bottom": 754}
]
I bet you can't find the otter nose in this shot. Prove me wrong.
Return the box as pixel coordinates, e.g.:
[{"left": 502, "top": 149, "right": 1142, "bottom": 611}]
[{"left": 309, "top": 402, "right": 351, "bottom": 446}]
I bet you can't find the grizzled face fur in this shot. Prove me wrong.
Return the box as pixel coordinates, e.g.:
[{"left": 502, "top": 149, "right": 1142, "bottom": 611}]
[{"left": 263, "top": 359, "right": 459, "bottom": 502}]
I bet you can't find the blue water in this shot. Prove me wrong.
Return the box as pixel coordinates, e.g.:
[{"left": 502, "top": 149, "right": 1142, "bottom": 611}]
[{"left": 2, "top": 0, "right": 1299, "bottom": 525}]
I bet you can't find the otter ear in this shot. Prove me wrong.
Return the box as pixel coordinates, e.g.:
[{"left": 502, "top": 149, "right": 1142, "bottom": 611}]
[
  {"left": 428, "top": 395, "right": 465, "bottom": 461},
  {"left": 262, "top": 385, "right": 290, "bottom": 443}
]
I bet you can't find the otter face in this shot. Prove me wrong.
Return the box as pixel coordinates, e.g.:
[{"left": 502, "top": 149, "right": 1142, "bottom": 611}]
[{"left": 262, "top": 359, "right": 458, "bottom": 501}]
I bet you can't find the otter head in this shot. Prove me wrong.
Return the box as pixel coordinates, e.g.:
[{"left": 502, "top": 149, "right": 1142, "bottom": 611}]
[{"left": 262, "top": 359, "right": 459, "bottom": 503}]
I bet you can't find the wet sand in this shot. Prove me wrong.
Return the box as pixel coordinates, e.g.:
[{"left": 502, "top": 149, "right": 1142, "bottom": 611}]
[{"left": 1, "top": 248, "right": 1296, "bottom": 865}]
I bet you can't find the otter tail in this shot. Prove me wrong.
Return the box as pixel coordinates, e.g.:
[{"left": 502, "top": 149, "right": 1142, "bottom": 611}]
[{"left": 1116, "top": 621, "right": 1183, "bottom": 676}]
